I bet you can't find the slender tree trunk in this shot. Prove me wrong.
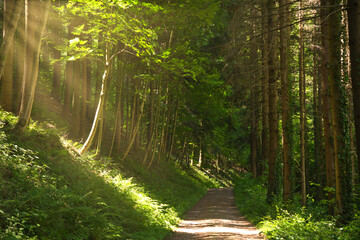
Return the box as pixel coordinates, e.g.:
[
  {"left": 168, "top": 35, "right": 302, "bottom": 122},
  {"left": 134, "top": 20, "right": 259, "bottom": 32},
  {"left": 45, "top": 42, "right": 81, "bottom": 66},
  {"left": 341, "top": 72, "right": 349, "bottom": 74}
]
[
  {"left": 280, "top": 0, "right": 292, "bottom": 202},
  {"left": 62, "top": 23, "right": 75, "bottom": 118},
  {"left": 81, "top": 59, "right": 87, "bottom": 137},
  {"left": 143, "top": 120, "right": 156, "bottom": 165},
  {"left": 16, "top": 0, "right": 51, "bottom": 131},
  {"left": 313, "top": 25, "right": 324, "bottom": 200},
  {"left": 14, "top": 6, "right": 25, "bottom": 113},
  {"left": 79, "top": 51, "right": 111, "bottom": 155},
  {"left": 198, "top": 139, "right": 202, "bottom": 167},
  {"left": 71, "top": 59, "right": 81, "bottom": 138},
  {"left": 121, "top": 100, "right": 145, "bottom": 161},
  {"left": 348, "top": 0, "right": 360, "bottom": 183},
  {"left": 51, "top": 3, "right": 61, "bottom": 100},
  {"left": 321, "top": 0, "right": 336, "bottom": 215},
  {"left": 86, "top": 58, "right": 91, "bottom": 119},
  {"left": 0, "top": 0, "right": 24, "bottom": 111},
  {"left": 129, "top": 79, "right": 136, "bottom": 144},
  {"left": 147, "top": 80, "right": 154, "bottom": 146},
  {"left": 147, "top": 109, "right": 161, "bottom": 168},
  {"left": 113, "top": 57, "right": 124, "bottom": 153},
  {"left": 250, "top": 84, "right": 258, "bottom": 178},
  {"left": 167, "top": 100, "right": 179, "bottom": 161},
  {"left": 328, "top": 0, "right": 352, "bottom": 222},
  {"left": 250, "top": 19, "right": 259, "bottom": 178},
  {"left": 267, "top": 0, "right": 279, "bottom": 202},
  {"left": 299, "top": 0, "right": 307, "bottom": 206},
  {"left": 261, "top": 3, "right": 269, "bottom": 177}
]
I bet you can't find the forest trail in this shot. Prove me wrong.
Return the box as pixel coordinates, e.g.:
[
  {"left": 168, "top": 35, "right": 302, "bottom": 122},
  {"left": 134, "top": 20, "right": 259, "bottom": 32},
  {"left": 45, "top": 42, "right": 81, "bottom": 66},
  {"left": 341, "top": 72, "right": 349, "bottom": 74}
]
[{"left": 166, "top": 188, "right": 264, "bottom": 240}]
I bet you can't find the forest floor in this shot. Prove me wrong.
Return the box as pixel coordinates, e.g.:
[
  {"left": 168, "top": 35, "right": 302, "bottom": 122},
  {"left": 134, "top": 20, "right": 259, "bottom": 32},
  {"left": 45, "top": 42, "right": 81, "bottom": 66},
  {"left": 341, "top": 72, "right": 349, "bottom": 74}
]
[{"left": 166, "top": 187, "right": 265, "bottom": 240}]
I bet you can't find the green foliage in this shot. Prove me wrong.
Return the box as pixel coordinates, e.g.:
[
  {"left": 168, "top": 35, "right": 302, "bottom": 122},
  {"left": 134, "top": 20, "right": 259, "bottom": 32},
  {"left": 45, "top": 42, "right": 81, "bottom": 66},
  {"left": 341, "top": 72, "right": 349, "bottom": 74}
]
[
  {"left": 260, "top": 209, "right": 340, "bottom": 240},
  {"left": 233, "top": 173, "right": 360, "bottom": 240},
  {"left": 233, "top": 173, "right": 271, "bottom": 224},
  {"left": 340, "top": 215, "right": 360, "bottom": 240},
  {"left": 0, "top": 110, "right": 220, "bottom": 239}
]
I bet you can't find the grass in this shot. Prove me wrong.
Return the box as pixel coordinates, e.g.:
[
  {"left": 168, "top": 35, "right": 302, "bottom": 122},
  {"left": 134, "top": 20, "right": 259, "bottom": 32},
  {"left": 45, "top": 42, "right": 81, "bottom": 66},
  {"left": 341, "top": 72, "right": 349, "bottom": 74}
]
[
  {"left": 0, "top": 110, "right": 224, "bottom": 239},
  {"left": 233, "top": 173, "right": 360, "bottom": 240}
]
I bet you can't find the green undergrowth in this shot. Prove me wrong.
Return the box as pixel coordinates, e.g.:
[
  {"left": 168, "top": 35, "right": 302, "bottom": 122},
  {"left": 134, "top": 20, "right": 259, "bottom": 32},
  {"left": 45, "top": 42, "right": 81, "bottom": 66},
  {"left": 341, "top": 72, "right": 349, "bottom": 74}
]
[
  {"left": 0, "top": 110, "right": 223, "bottom": 240},
  {"left": 233, "top": 173, "right": 360, "bottom": 240}
]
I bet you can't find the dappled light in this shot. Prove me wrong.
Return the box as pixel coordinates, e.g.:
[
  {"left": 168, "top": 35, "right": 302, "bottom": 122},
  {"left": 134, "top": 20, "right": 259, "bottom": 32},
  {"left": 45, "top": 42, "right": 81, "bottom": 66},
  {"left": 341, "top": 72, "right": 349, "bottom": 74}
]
[
  {"left": 168, "top": 188, "right": 263, "bottom": 239},
  {"left": 1, "top": 0, "right": 360, "bottom": 239},
  {"left": 177, "top": 219, "right": 261, "bottom": 235}
]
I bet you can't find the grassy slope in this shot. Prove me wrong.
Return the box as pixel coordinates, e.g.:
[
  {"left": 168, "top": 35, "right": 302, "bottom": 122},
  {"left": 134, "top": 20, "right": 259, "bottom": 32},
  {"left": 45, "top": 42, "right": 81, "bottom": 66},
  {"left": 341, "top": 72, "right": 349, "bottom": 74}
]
[{"left": 0, "top": 110, "right": 224, "bottom": 240}]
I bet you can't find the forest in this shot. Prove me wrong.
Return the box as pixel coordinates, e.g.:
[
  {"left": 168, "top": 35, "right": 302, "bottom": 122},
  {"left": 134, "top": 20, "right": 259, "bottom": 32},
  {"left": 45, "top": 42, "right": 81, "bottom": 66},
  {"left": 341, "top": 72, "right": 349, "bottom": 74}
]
[{"left": 1, "top": 0, "right": 360, "bottom": 239}]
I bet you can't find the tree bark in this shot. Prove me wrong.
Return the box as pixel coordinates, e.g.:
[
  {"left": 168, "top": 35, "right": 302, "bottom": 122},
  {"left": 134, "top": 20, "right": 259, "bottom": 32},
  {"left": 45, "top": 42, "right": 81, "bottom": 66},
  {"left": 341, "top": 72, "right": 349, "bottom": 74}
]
[
  {"left": 280, "top": 0, "right": 292, "bottom": 202},
  {"left": 260, "top": 2, "right": 269, "bottom": 177},
  {"left": 113, "top": 57, "right": 124, "bottom": 153},
  {"left": 62, "top": 23, "right": 75, "bottom": 118},
  {"left": 16, "top": 0, "right": 51, "bottom": 131},
  {"left": 71, "top": 59, "right": 81, "bottom": 138},
  {"left": 328, "top": 0, "right": 352, "bottom": 222},
  {"left": 81, "top": 59, "right": 88, "bottom": 137},
  {"left": 299, "top": 0, "right": 307, "bottom": 206},
  {"left": 50, "top": 2, "right": 61, "bottom": 100},
  {"left": 14, "top": 5, "right": 25, "bottom": 113},
  {"left": 267, "top": 0, "right": 279, "bottom": 203},
  {"left": 79, "top": 55, "right": 111, "bottom": 155},
  {"left": 313, "top": 22, "right": 325, "bottom": 200},
  {"left": 167, "top": 100, "right": 179, "bottom": 161},
  {"left": 321, "top": 0, "right": 336, "bottom": 215},
  {"left": 121, "top": 99, "right": 145, "bottom": 161},
  {"left": 0, "top": 0, "right": 24, "bottom": 111},
  {"left": 348, "top": 0, "right": 360, "bottom": 183}
]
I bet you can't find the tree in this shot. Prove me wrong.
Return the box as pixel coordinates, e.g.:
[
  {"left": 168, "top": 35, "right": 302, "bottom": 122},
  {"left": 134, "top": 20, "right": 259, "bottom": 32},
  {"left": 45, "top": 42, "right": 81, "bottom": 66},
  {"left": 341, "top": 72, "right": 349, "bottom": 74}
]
[
  {"left": 16, "top": 0, "right": 51, "bottom": 131},
  {"left": 0, "top": 0, "right": 24, "bottom": 111},
  {"left": 348, "top": 0, "right": 360, "bottom": 182},
  {"left": 267, "top": 0, "right": 279, "bottom": 202},
  {"left": 327, "top": 0, "right": 352, "bottom": 222},
  {"left": 280, "top": 0, "right": 292, "bottom": 202},
  {"left": 320, "top": 0, "right": 336, "bottom": 215},
  {"left": 299, "top": 0, "right": 307, "bottom": 206}
]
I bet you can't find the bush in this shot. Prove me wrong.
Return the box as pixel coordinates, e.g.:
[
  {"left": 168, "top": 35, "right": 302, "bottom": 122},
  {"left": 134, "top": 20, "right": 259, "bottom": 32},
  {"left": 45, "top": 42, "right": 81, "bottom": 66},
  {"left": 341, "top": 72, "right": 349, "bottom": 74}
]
[{"left": 260, "top": 208, "right": 340, "bottom": 240}]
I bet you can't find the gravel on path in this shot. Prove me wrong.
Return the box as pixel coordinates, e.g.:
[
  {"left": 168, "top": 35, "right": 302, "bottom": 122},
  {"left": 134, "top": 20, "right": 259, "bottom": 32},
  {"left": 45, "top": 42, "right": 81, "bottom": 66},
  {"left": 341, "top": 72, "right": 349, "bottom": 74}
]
[{"left": 166, "top": 187, "right": 265, "bottom": 240}]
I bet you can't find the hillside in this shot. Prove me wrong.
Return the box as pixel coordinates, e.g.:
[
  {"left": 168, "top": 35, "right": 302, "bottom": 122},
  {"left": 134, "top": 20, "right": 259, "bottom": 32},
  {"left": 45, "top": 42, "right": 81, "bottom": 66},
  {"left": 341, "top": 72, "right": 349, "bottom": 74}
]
[{"left": 0, "top": 110, "right": 230, "bottom": 239}]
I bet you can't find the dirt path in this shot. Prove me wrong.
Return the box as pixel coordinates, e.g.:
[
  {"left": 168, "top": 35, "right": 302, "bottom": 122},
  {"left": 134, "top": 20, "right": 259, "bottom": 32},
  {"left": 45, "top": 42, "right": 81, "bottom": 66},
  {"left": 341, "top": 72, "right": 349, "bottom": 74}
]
[{"left": 166, "top": 188, "right": 264, "bottom": 240}]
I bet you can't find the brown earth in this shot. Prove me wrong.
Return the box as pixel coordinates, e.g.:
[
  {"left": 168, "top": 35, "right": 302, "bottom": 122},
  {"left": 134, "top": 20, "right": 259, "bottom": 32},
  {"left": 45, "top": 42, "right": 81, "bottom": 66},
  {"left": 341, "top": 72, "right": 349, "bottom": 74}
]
[{"left": 166, "top": 188, "right": 265, "bottom": 240}]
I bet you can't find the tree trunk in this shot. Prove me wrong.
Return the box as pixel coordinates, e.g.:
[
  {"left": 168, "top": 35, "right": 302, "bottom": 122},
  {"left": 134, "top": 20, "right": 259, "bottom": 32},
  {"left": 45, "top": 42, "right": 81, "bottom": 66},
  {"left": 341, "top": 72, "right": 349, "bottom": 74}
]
[
  {"left": 260, "top": 2, "right": 269, "bottom": 177},
  {"left": 250, "top": 78, "right": 258, "bottom": 178},
  {"left": 279, "top": 0, "right": 292, "bottom": 202},
  {"left": 266, "top": 0, "right": 279, "bottom": 203},
  {"left": 250, "top": 19, "right": 259, "bottom": 178},
  {"left": 167, "top": 100, "right": 179, "bottom": 161},
  {"left": 71, "top": 59, "right": 81, "bottom": 138},
  {"left": 121, "top": 100, "right": 145, "bottom": 161},
  {"left": 328, "top": 0, "right": 352, "bottom": 222},
  {"left": 80, "top": 59, "right": 88, "bottom": 137},
  {"left": 62, "top": 23, "right": 75, "bottom": 118},
  {"left": 299, "top": 0, "right": 307, "bottom": 206},
  {"left": 348, "top": 0, "right": 360, "bottom": 183},
  {"left": 320, "top": 0, "right": 336, "bottom": 215},
  {"left": 79, "top": 54, "right": 111, "bottom": 155},
  {"left": 13, "top": 6, "right": 25, "bottom": 113},
  {"left": 0, "top": 0, "right": 24, "bottom": 111},
  {"left": 51, "top": 3, "right": 61, "bottom": 100},
  {"left": 313, "top": 23, "right": 325, "bottom": 200},
  {"left": 113, "top": 57, "right": 124, "bottom": 153},
  {"left": 16, "top": 0, "right": 51, "bottom": 131},
  {"left": 86, "top": 58, "right": 92, "bottom": 119}
]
